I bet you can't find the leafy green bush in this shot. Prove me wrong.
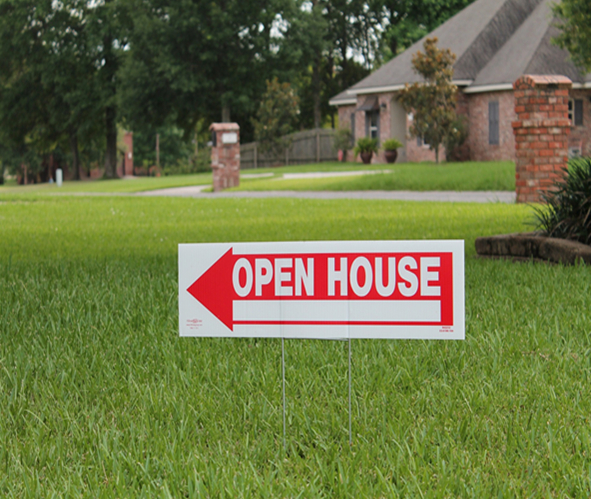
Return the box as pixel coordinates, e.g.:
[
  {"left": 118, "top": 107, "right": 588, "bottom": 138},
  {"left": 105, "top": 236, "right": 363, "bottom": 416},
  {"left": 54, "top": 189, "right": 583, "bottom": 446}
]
[
  {"left": 534, "top": 157, "right": 591, "bottom": 245},
  {"left": 333, "top": 127, "right": 353, "bottom": 152},
  {"left": 161, "top": 147, "right": 211, "bottom": 176},
  {"left": 353, "top": 137, "right": 379, "bottom": 155},
  {"left": 444, "top": 116, "right": 469, "bottom": 161},
  {"left": 252, "top": 78, "right": 299, "bottom": 155},
  {"left": 382, "top": 138, "right": 403, "bottom": 151}
]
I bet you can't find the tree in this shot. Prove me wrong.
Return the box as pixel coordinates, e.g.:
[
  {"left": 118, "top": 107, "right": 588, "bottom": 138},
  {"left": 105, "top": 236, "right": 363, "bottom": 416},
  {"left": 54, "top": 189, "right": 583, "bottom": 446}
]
[
  {"left": 278, "top": 0, "right": 378, "bottom": 129},
  {"left": 118, "top": 0, "right": 292, "bottom": 143},
  {"left": 397, "top": 37, "right": 459, "bottom": 163},
  {"left": 252, "top": 78, "right": 299, "bottom": 155},
  {"left": 133, "top": 125, "right": 193, "bottom": 169},
  {"left": 0, "top": 0, "right": 123, "bottom": 180},
  {"left": 553, "top": 0, "right": 591, "bottom": 71},
  {"left": 380, "top": 0, "right": 476, "bottom": 60}
]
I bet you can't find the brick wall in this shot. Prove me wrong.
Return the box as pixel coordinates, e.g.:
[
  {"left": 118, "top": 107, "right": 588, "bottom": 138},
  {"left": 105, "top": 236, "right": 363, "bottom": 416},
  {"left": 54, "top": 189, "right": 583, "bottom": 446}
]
[
  {"left": 567, "top": 89, "right": 591, "bottom": 156},
  {"left": 512, "top": 75, "right": 571, "bottom": 203},
  {"left": 337, "top": 105, "right": 355, "bottom": 135},
  {"left": 354, "top": 96, "right": 367, "bottom": 163},
  {"left": 405, "top": 120, "right": 439, "bottom": 163},
  {"left": 374, "top": 92, "right": 396, "bottom": 163},
  {"left": 467, "top": 90, "right": 516, "bottom": 162}
]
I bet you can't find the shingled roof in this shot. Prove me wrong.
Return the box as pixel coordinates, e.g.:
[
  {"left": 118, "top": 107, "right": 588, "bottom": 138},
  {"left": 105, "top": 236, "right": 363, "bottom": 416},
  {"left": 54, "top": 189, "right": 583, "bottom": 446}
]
[{"left": 330, "top": 0, "right": 590, "bottom": 105}]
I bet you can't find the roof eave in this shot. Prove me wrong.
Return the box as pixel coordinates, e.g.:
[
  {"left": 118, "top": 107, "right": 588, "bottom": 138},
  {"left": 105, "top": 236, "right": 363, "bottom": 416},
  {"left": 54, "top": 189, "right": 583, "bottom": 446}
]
[
  {"left": 571, "top": 82, "right": 591, "bottom": 89},
  {"left": 348, "top": 79, "right": 474, "bottom": 97},
  {"left": 464, "top": 81, "right": 591, "bottom": 94},
  {"left": 328, "top": 98, "right": 357, "bottom": 106},
  {"left": 463, "top": 83, "right": 514, "bottom": 94}
]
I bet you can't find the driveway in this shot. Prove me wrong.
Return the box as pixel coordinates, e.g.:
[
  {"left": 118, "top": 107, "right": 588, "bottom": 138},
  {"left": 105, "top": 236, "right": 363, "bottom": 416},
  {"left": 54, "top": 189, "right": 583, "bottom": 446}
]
[{"left": 136, "top": 186, "right": 516, "bottom": 203}]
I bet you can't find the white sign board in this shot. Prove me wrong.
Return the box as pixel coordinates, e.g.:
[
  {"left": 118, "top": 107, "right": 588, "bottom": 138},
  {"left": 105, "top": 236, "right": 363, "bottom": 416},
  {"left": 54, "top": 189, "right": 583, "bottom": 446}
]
[
  {"left": 221, "top": 132, "right": 238, "bottom": 144},
  {"left": 179, "top": 240, "right": 464, "bottom": 340}
]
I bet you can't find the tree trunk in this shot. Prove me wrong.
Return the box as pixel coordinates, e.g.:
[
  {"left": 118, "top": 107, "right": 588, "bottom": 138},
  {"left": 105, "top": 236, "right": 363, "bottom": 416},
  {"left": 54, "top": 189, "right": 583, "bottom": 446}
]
[
  {"left": 70, "top": 131, "right": 80, "bottom": 180},
  {"left": 312, "top": 56, "right": 321, "bottom": 129},
  {"left": 102, "top": 12, "right": 119, "bottom": 179},
  {"left": 104, "top": 105, "right": 118, "bottom": 178},
  {"left": 311, "top": 0, "right": 322, "bottom": 129},
  {"left": 435, "top": 145, "right": 440, "bottom": 164},
  {"left": 222, "top": 102, "right": 231, "bottom": 122}
]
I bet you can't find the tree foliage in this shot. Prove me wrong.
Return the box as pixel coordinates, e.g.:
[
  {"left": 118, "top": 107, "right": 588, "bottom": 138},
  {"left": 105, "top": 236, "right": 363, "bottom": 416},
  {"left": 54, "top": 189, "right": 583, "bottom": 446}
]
[
  {"left": 118, "top": 0, "right": 292, "bottom": 143},
  {"left": 0, "top": 0, "right": 124, "bottom": 180},
  {"left": 380, "top": 0, "right": 476, "bottom": 59},
  {"left": 252, "top": 78, "right": 299, "bottom": 154},
  {"left": 0, "top": 0, "right": 476, "bottom": 176},
  {"left": 397, "top": 37, "right": 460, "bottom": 163},
  {"left": 553, "top": 0, "right": 591, "bottom": 72}
]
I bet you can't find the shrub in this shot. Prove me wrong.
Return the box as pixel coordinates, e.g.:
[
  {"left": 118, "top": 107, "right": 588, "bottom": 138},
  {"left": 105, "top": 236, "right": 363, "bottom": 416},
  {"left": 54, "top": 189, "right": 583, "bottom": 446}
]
[
  {"left": 354, "top": 137, "right": 379, "bottom": 156},
  {"left": 333, "top": 128, "right": 353, "bottom": 152},
  {"left": 252, "top": 78, "right": 299, "bottom": 156},
  {"left": 161, "top": 147, "right": 211, "bottom": 176},
  {"left": 533, "top": 157, "right": 591, "bottom": 245},
  {"left": 382, "top": 138, "right": 403, "bottom": 151},
  {"left": 444, "top": 116, "right": 469, "bottom": 161}
]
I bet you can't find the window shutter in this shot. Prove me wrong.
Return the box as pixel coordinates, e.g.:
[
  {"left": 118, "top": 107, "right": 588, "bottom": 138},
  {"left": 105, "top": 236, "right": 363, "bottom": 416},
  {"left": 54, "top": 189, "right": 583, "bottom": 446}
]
[
  {"left": 489, "top": 101, "right": 499, "bottom": 145},
  {"left": 350, "top": 113, "right": 356, "bottom": 146},
  {"left": 575, "top": 99, "right": 584, "bottom": 126}
]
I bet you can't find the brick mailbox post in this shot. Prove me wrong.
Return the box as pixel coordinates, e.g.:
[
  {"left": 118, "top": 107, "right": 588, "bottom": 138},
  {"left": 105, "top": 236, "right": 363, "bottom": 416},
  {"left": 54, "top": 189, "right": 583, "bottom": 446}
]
[
  {"left": 210, "top": 123, "right": 240, "bottom": 192},
  {"left": 512, "top": 75, "right": 572, "bottom": 203}
]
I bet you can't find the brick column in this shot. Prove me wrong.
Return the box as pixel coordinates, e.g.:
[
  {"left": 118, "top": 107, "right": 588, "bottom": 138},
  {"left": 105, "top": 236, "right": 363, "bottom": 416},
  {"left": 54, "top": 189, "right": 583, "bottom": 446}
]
[
  {"left": 210, "top": 123, "right": 240, "bottom": 192},
  {"left": 512, "top": 75, "right": 572, "bottom": 203},
  {"left": 123, "top": 132, "right": 134, "bottom": 176}
]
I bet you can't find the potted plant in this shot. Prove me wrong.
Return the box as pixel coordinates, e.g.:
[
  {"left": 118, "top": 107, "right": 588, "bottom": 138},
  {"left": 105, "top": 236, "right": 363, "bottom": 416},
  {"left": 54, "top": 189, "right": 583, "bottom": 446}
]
[
  {"left": 382, "top": 138, "right": 403, "bottom": 164},
  {"left": 354, "top": 137, "right": 379, "bottom": 165}
]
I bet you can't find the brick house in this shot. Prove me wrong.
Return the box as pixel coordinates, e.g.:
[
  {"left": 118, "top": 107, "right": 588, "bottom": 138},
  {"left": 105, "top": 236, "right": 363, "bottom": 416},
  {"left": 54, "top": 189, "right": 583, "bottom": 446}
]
[{"left": 329, "top": 0, "right": 591, "bottom": 164}]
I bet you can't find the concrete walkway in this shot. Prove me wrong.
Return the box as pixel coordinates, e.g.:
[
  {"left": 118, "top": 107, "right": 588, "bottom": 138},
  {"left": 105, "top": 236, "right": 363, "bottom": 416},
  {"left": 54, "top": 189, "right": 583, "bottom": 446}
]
[{"left": 136, "top": 186, "right": 516, "bottom": 203}]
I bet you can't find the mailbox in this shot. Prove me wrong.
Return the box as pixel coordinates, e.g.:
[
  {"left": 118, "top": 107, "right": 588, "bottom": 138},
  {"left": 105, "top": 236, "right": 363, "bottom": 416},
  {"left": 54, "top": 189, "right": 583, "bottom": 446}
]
[{"left": 209, "top": 123, "right": 240, "bottom": 192}]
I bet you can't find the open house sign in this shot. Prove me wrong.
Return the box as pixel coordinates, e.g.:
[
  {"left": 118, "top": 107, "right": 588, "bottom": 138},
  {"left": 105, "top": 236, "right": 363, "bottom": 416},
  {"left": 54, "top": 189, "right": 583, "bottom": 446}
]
[{"left": 179, "top": 240, "right": 464, "bottom": 340}]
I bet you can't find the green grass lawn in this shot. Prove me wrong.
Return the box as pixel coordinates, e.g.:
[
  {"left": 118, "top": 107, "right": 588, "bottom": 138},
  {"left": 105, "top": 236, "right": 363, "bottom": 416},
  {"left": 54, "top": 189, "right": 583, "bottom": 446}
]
[
  {"left": 1, "top": 194, "right": 590, "bottom": 497},
  {"left": 0, "top": 172, "right": 213, "bottom": 195},
  {"left": 237, "top": 160, "right": 516, "bottom": 192},
  {"left": 0, "top": 160, "right": 515, "bottom": 195}
]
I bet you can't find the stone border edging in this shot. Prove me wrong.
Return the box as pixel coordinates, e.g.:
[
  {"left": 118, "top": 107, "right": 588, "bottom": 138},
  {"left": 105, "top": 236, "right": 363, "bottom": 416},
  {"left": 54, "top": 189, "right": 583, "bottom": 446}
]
[{"left": 475, "top": 233, "right": 591, "bottom": 265}]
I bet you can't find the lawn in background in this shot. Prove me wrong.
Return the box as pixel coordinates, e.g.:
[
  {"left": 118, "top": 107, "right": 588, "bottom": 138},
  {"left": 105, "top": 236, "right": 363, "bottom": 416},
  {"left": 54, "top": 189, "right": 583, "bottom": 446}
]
[
  {"left": 0, "top": 172, "right": 212, "bottom": 195},
  {"left": 0, "top": 160, "right": 515, "bottom": 195},
  {"left": 237, "top": 160, "right": 515, "bottom": 192},
  {"left": 1, "top": 194, "right": 590, "bottom": 497}
]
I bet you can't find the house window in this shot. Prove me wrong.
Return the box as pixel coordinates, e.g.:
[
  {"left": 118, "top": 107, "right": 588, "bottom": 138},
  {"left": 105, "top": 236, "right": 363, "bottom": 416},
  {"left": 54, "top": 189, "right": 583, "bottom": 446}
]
[
  {"left": 350, "top": 113, "right": 356, "bottom": 146},
  {"left": 489, "top": 101, "right": 499, "bottom": 145},
  {"left": 417, "top": 136, "right": 423, "bottom": 147},
  {"left": 568, "top": 99, "right": 583, "bottom": 126},
  {"left": 365, "top": 109, "right": 380, "bottom": 141}
]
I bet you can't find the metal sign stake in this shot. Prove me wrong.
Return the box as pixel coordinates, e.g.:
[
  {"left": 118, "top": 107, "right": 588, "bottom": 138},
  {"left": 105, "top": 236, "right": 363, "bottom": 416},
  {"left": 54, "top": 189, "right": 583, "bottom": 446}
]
[
  {"left": 348, "top": 337, "right": 352, "bottom": 446},
  {"left": 282, "top": 337, "right": 286, "bottom": 451}
]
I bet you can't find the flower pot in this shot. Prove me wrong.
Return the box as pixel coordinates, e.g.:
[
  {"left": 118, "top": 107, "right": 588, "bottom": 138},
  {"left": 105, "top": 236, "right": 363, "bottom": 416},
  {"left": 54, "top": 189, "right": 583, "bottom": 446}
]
[
  {"left": 360, "top": 151, "right": 373, "bottom": 164},
  {"left": 384, "top": 149, "right": 398, "bottom": 164}
]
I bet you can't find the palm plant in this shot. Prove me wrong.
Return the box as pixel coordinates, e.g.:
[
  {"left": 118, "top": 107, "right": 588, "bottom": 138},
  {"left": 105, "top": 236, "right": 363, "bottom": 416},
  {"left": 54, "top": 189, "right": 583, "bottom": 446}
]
[{"left": 533, "top": 157, "right": 591, "bottom": 245}]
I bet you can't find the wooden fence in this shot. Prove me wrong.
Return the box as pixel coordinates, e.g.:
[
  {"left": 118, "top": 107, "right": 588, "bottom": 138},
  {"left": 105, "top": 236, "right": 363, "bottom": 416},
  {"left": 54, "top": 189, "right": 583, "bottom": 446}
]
[{"left": 240, "top": 128, "right": 338, "bottom": 169}]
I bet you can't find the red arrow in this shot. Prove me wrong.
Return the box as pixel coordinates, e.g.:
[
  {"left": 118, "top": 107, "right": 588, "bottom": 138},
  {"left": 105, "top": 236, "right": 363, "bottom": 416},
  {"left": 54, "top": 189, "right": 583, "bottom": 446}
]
[
  {"left": 186, "top": 248, "right": 453, "bottom": 332},
  {"left": 187, "top": 248, "right": 236, "bottom": 330}
]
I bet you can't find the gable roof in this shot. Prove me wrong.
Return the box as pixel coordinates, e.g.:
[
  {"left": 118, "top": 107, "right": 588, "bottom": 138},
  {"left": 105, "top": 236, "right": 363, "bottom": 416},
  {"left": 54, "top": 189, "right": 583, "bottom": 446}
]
[{"left": 330, "top": 0, "right": 590, "bottom": 105}]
